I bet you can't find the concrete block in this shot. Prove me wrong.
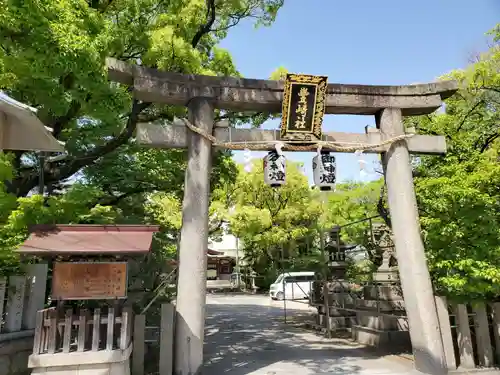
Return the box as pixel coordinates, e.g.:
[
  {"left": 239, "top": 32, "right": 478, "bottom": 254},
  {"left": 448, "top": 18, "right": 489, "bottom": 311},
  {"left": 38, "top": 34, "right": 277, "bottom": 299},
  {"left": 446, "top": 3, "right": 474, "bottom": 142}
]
[
  {"left": 352, "top": 325, "right": 390, "bottom": 346},
  {"left": 362, "top": 286, "right": 404, "bottom": 301},
  {"left": 355, "top": 299, "right": 405, "bottom": 311},
  {"left": 352, "top": 325, "right": 411, "bottom": 351},
  {"left": 357, "top": 314, "right": 394, "bottom": 330},
  {"left": 76, "top": 363, "right": 110, "bottom": 375}
]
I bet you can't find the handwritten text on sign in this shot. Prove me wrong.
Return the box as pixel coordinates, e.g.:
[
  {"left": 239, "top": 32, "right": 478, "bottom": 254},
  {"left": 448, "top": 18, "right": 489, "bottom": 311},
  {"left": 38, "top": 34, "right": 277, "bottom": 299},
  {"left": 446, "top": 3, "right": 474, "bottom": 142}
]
[{"left": 52, "top": 262, "right": 128, "bottom": 300}]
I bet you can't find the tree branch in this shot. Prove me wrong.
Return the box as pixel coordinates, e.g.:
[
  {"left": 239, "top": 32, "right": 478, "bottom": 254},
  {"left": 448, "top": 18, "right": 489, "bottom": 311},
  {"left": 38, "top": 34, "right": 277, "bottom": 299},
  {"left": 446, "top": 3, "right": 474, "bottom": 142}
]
[
  {"left": 482, "top": 86, "right": 500, "bottom": 95},
  {"left": 209, "top": 5, "right": 252, "bottom": 33},
  {"left": 96, "top": 185, "right": 148, "bottom": 207},
  {"left": 477, "top": 130, "right": 500, "bottom": 153},
  {"left": 456, "top": 100, "right": 484, "bottom": 132},
  {"left": 215, "top": 111, "right": 265, "bottom": 122},
  {"left": 48, "top": 100, "right": 82, "bottom": 139},
  {"left": 191, "top": 0, "right": 216, "bottom": 48},
  {"left": 56, "top": 99, "right": 151, "bottom": 175},
  {"left": 9, "top": 99, "right": 150, "bottom": 197},
  {"left": 208, "top": 220, "right": 225, "bottom": 236},
  {"left": 138, "top": 111, "right": 172, "bottom": 123},
  {"left": 87, "top": 0, "right": 115, "bottom": 13}
]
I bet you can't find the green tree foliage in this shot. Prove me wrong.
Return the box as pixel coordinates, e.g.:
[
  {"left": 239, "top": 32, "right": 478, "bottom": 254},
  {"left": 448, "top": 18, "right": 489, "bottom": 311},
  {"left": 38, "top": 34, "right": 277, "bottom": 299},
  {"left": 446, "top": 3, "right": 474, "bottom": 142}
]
[
  {"left": 410, "top": 25, "right": 500, "bottom": 300},
  {"left": 322, "top": 179, "right": 384, "bottom": 243},
  {"left": 320, "top": 25, "right": 500, "bottom": 300},
  {"left": 225, "top": 161, "right": 321, "bottom": 286},
  {"left": 0, "top": 0, "right": 284, "bottom": 277}
]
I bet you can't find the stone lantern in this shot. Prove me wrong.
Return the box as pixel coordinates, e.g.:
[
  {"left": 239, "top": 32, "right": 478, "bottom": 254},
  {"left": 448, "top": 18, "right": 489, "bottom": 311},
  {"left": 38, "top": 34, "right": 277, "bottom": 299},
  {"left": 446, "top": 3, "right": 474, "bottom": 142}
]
[
  {"left": 325, "top": 226, "right": 355, "bottom": 279},
  {"left": 371, "top": 223, "right": 398, "bottom": 283}
]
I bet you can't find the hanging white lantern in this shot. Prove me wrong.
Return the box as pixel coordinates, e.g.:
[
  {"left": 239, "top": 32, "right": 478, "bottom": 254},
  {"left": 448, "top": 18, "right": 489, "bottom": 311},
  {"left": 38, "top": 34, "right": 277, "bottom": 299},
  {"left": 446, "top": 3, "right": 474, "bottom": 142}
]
[
  {"left": 263, "top": 143, "right": 286, "bottom": 187},
  {"left": 313, "top": 146, "right": 336, "bottom": 190}
]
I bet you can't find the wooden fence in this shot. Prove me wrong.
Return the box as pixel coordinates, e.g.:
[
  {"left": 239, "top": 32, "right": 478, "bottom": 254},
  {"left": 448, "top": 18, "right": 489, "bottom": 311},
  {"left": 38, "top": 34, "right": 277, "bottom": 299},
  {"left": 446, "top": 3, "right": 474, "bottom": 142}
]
[
  {"left": 132, "top": 303, "right": 175, "bottom": 375},
  {"left": 435, "top": 296, "right": 500, "bottom": 370},
  {"left": 0, "top": 264, "right": 48, "bottom": 340},
  {"left": 32, "top": 306, "right": 133, "bottom": 355}
]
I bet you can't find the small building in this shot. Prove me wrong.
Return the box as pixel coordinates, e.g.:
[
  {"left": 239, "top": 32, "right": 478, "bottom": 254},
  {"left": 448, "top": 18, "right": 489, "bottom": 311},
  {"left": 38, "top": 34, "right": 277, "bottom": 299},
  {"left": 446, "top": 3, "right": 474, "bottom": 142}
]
[
  {"left": 208, "top": 233, "right": 241, "bottom": 260},
  {"left": 168, "top": 249, "right": 236, "bottom": 281},
  {"left": 206, "top": 249, "right": 235, "bottom": 281}
]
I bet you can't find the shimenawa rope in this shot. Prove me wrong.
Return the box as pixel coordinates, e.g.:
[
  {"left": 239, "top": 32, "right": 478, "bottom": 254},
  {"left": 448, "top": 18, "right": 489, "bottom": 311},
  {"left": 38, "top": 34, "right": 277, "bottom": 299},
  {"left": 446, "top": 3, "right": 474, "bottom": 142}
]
[{"left": 181, "top": 119, "right": 413, "bottom": 152}]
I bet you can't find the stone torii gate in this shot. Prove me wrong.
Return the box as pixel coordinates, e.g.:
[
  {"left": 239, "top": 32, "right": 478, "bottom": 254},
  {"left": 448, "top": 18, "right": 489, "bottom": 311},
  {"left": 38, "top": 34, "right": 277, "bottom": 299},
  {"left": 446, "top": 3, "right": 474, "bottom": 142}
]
[{"left": 107, "top": 58, "right": 457, "bottom": 375}]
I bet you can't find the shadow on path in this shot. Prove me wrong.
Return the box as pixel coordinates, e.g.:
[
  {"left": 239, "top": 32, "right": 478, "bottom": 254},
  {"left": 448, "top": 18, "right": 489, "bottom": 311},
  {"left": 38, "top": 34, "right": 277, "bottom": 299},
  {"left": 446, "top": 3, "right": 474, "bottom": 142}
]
[{"left": 203, "top": 296, "right": 414, "bottom": 375}]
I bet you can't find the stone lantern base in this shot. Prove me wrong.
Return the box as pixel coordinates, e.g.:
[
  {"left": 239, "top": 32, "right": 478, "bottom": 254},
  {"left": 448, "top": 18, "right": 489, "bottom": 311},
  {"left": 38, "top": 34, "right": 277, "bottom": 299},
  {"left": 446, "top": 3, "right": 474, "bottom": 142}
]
[{"left": 351, "top": 268, "right": 411, "bottom": 351}]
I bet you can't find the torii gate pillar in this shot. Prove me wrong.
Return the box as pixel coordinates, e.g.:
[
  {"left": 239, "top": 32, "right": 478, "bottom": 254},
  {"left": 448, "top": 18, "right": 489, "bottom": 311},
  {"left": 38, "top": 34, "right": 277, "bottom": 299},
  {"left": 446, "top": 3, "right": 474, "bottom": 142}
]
[
  {"left": 175, "top": 97, "right": 214, "bottom": 375},
  {"left": 378, "top": 108, "right": 447, "bottom": 374}
]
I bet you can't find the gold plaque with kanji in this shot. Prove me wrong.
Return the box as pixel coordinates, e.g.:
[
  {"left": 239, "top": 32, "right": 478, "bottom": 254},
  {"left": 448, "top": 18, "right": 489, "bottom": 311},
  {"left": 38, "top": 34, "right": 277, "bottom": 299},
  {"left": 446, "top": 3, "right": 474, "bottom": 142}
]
[
  {"left": 52, "top": 262, "right": 128, "bottom": 300},
  {"left": 280, "top": 73, "right": 328, "bottom": 141}
]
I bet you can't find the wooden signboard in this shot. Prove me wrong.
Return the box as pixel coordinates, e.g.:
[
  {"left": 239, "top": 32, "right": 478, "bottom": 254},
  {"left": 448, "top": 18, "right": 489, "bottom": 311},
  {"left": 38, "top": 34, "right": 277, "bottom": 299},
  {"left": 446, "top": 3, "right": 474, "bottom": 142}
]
[
  {"left": 280, "top": 73, "right": 328, "bottom": 141},
  {"left": 52, "top": 262, "right": 128, "bottom": 300}
]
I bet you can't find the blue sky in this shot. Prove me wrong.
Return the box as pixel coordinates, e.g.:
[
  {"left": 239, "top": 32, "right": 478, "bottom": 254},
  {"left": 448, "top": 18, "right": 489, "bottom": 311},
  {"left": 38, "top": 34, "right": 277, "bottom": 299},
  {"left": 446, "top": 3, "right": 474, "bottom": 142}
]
[{"left": 219, "top": 0, "right": 500, "bottom": 184}]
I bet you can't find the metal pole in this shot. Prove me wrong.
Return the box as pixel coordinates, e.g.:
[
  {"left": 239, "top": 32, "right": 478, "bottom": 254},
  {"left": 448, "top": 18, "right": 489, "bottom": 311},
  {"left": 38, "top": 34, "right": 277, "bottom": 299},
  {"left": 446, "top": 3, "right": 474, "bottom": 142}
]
[
  {"left": 38, "top": 152, "right": 45, "bottom": 195},
  {"left": 282, "top": 243, "right": 287, "bottom": 324},
  {"left": 319, "top": 190, "right": 331, "bottom": 338},
  {"left": 235, "top": 236, "right": 240, "bottom": 289}
]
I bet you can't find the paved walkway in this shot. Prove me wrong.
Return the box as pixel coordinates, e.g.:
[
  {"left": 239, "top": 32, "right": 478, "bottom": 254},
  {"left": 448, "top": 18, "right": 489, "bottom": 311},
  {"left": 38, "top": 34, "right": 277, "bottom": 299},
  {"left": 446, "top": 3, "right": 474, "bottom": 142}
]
[{"left": 203, "top": 294, "right": 415, "bottom": 375}]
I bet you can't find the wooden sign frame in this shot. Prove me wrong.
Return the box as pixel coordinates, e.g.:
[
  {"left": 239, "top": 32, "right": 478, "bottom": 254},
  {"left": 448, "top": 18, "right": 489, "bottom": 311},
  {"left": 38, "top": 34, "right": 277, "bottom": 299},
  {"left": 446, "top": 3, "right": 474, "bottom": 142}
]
[
  {"left": 280, "top": 73, "right": 328, "bottom": 141},
  {"left": 52, "top": 261, "right": 128, "bottom": 300}
]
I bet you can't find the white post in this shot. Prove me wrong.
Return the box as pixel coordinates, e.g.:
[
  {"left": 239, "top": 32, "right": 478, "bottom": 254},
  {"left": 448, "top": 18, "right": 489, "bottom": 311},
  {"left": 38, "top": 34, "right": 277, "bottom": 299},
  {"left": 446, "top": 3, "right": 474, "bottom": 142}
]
[
  {"left": 160, "top": 304, "right": 175, "bottom": 375},
  {"left": 235, "top": 236, "right": 240, "bottom": 288},
  {"left": 23, "top": 263, "right": 48, "bottom": 329},
  {"left": 379, "top": 108, "right": 447, "bottom": 375},
  {"left": 5, "top": 276, "right": 27, "bottom": 332},
  {"left": 174, "top": 97, "right": 214, "bottom": 375},
  {"left": 0, "top": 111, "right": 6, "bottom": 151}
]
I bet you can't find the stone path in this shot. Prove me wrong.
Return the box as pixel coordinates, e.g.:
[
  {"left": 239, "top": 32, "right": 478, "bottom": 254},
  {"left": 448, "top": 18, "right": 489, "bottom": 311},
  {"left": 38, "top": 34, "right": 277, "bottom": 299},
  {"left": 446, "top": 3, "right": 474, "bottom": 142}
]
[{"left": 203, "top": 294, "right": 415, "bottom": 375}]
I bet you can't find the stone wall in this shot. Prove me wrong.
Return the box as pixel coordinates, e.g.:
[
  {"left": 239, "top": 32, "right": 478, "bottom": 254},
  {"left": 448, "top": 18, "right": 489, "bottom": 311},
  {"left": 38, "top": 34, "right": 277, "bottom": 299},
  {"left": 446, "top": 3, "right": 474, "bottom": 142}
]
[{"left": 0, "top": 334, "right": 33, "bottom": 375}]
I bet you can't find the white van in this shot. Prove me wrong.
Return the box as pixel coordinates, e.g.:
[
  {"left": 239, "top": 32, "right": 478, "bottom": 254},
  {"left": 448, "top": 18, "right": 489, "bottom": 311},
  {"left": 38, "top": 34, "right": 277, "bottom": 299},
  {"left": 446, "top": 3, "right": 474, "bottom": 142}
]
[{"left": 269, "top": 271, "right": 316, "bottom": 300}]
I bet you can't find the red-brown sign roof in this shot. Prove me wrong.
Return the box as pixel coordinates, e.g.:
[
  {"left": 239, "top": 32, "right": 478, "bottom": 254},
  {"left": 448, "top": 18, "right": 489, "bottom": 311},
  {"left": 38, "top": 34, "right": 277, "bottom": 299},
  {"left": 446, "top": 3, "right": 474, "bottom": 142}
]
[{"left": 18, "top": 224, "right": 160, "bottom": 256}]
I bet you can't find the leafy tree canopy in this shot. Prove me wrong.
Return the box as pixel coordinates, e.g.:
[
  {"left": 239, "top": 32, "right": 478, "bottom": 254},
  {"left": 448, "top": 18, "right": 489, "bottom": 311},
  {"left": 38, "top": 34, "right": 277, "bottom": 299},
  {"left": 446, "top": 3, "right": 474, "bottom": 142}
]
[
  {"left": 0, "top": 0, "right": 285, "bottom": 279},
  {"left": 411, "top": 24, "right": 500, "bottom": 300}
]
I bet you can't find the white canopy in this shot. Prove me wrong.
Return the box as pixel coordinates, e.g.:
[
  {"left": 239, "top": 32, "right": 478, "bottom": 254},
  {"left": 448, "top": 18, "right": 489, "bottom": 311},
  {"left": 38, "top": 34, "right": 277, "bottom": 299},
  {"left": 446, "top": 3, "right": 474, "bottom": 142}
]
[{"left": 0, "top": 92, "right": 65, "bottom": 152}]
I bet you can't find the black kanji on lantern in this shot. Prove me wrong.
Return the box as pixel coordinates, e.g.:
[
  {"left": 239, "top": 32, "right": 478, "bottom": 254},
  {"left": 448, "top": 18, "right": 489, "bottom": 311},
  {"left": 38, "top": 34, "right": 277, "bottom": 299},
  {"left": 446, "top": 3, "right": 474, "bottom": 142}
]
[
  {"left": 264, "top": 151, "right": 286, "bottom": 186},
  {"left": 320, "top": 153, "right": 336, "bottom": 184},
  {"left": 269, "top": 152, "right": 285, "bottom": 181}
]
